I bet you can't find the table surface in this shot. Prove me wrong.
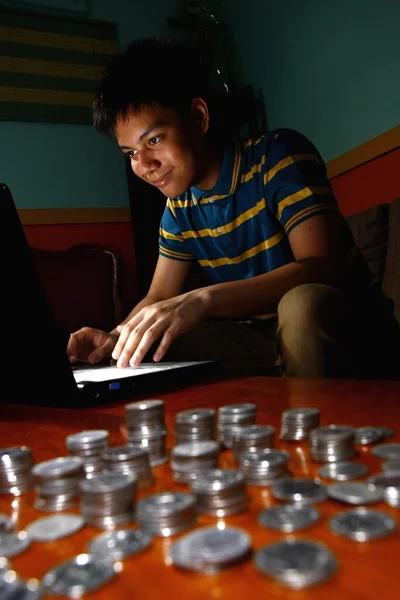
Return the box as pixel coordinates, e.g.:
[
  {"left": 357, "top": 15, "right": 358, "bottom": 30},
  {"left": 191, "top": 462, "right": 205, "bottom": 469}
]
[{"left": 1, "top": 375, "right": 400, "bottom": 599}]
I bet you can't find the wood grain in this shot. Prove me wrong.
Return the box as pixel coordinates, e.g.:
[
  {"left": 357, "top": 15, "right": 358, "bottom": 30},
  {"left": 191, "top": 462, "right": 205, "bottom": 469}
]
[{"left": 0, "top": 375, "right": 399, "bottom": 599}]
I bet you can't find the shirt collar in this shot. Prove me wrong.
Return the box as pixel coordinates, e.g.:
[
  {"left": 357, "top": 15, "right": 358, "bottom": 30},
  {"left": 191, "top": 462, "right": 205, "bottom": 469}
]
[{"left": 190, "top": 134, "right": 242, "bottom": 201}]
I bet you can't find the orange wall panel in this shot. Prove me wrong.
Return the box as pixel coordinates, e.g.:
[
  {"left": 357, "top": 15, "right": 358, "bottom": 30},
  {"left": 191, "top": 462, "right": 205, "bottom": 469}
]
[{"left": 330, "top": 147, "right": 400, "bottom": 217}]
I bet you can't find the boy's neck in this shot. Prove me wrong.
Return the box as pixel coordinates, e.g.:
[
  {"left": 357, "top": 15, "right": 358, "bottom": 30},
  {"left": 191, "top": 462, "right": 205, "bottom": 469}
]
[{"left": 192, "top": 136, "right": 225, "bottom": 191}]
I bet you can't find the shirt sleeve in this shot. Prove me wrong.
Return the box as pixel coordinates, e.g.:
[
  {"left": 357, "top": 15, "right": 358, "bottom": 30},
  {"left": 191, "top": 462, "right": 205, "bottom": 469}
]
[
  {"left": 158, "top": 198, "right": 194, "bottom": 262},
  {"left": 263, "top": 129, "right": 339, "bottom": 235}
]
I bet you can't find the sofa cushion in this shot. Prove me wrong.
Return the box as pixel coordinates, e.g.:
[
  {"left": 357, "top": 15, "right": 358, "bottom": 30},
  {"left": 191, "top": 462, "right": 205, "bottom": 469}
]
[
  {"left": 383, "top": 198, "right": 400, "bottom": 323},
  {"left": 345, "top": 203, "right": 389, "bottom": 285}
]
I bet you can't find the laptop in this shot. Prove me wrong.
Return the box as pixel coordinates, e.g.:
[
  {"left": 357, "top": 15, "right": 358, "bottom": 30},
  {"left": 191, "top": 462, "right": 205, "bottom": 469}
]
[{"left": 1, "top": 183, "right": 218, "bottom": 408}]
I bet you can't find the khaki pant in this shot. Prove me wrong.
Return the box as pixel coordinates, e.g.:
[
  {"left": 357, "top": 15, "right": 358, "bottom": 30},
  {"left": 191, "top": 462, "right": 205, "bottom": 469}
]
[{"left": 160, "top": 283, "right": 400, "bottom": 380}]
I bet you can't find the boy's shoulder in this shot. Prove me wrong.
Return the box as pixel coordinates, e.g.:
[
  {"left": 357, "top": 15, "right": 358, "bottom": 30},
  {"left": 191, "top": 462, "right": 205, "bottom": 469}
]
[{"left": 240, "top": 128, "right": 323, "bottom": 163}]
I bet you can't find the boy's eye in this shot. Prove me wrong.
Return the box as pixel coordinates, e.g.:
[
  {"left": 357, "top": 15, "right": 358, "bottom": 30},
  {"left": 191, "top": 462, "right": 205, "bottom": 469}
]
[
  {"left": 125, "top": 150, "right": 137, "bottom": 159},
  {"left": 149, "top": 135, "right": 161, "bottom": 146}
]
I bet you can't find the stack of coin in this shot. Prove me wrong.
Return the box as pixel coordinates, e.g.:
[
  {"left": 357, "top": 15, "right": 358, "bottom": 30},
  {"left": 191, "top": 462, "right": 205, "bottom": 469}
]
[
  {"left": 254, "top": 539, "right": 338, "bottom": 589},
  {"left": 237, "top": 448, "right": 291, "bottom": 486},
  {"left": 102, "top": 445, "right": 154, "bottom": 488},
  {"left": 232, "top": 425, "right": 275, "bottom": 459},
  {"left": 280, "top": 407, "right": 321, "bottom": 441},
  {"left": 190, "top": 468, "right": 249, "bottom": 516},
  {"left": 170, "top": 526, "right": 251, "bottom": 574},
  {"left": 136, "top": 491, "right": 197, "bottom": 536},
  {"left": 218, "top": 403, "right": 257, "bottom": 448},
  {"left": 171, "top": 441, "right": 219, "bottom": 484},
  {"left": 175, "top": 408, "right": 216, "bottom": 444},
  {"left": 32, "top": 456, "right": 85, "bottom": 511},
  {"left": 80, "top": 472, "right": 137, "bottom": 529},
  {"left": 66, "top": 430, "right": 109, "bottom": 478},
  {"left": 0, "top": 447, "right": 34, "bottom": 495},
  {"left": 368, "top": 473, "right": 400, "bottom": 508},
  {"left": 125, "top": 399, "right": 167, "bottom": 466},
  {"left": 309, "top": 425, "right": 355, "bottom": 462}
]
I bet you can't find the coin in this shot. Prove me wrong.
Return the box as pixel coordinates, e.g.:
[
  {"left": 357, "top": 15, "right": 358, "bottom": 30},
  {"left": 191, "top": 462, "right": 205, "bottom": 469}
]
[
  {"left": 372, "top": 443, "right": 400, "bottom": 460},
  {"left": 258, "top": 504, "right": 320, "bottom": 532},
  {"left": 329, "top": 507, "right": 397, "bottom": 541},
  {"left": 0, "top": 557, "right": 10, "bottom": 573},
  {"left": 355, "top": 427, "right": 384, "bottom": 445},
  {"left": 328, "top": 482, "right": 383, "bottom": 505},
  {"left": 254, "top": 539, "right": 337, "bottom": 589},
  {"left": 0, "top": 574, "right": 42, "bottom": 600},
  {"left": 382, "top": 459, "right": 400, "bottom": 472},
  {"left": 271, "top": 478, "right": 328, "bottom": 504},
  {"left": 170, "top": 526, "right": 251, "bottom": 574},
  {"left": 0, "top": 513, "right": 14, "bottom": 534},
  {"left": 367, "top": 473, "right": 400, "bottom": 507},
  {"left": 318, "top": 461, "right": 368, "bottom": 481},
  {"left": 88, "top": 529, "right": 152, "bottom": 561},
  {"left": 42, "top": 553, "right": 116, "bottom": 597},
  {"left": 26, "top": 514, "right": 85, "bottom": 541},
  {"left": 377, "top": 428, "right": 396, "bottom": 439},
  {"left": 0, "top": 531, "right": 30, "bottom": 557}
]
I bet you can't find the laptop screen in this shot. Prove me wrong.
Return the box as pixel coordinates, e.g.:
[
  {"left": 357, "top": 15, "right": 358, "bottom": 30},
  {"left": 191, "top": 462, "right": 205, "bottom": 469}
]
[{"left": 2, "top": 183, "right": 80, "bottom": 406}]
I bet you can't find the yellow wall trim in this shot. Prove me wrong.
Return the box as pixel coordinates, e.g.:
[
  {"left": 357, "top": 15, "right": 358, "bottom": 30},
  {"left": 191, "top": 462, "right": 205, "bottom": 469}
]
[
  {"left": 19, "top": 207, "right": 131, "bottom": 226},
  {"left": 327, "top": 124, "right": 400, "bottom": 179}
]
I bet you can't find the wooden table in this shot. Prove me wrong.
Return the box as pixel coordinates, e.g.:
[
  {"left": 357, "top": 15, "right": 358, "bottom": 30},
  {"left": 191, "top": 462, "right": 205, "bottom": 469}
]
[{"left": 0, "top": 375, "right": 399, "bottom": 599}]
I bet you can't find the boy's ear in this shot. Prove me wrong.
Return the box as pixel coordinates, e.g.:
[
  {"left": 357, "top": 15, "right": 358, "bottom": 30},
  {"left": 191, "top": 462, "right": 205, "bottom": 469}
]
[{"left": 191, "top": 97, "right": 210, "bottom": 134}]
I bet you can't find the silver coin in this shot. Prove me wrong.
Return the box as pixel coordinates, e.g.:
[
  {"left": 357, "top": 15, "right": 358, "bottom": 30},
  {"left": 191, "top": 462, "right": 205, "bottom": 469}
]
[
  {"left": 137, "top": 492, "right": 195, "bottom": 515},
  {"left": 80, "top": 472, "right": 136, "bottom": 493},
  {"left": 0, "top": 531, "right": 30, "bottom": 557},
  {"left": 271, "top": 478, "right": 328, "bottom": 504},
  {"left": 355, "top": 427, "right": 384, "bottom": 445},
  {"left": 42, "top": 553, "right": 116, "bottom": 597},
  {"left": 372, "top": 443, "right": 400, "bottom": 460},
  {"left": 32, "top": 456, "right": 83, "bottom": 478},
  {"left": 254, "top": 539, "right": 337, "bottom": 589},
  {"left": 382, "top": 459, "right": 400, "bottom": 472},
  {"left": 0, "top": 513, "right": 14, "bottom": 534},
  {"left": 377, "top": 428, "right": 396, "bottom": 439},
  {"left": 0, "top": 575, "right": 42, "bottom": 600},
  {"left": 88, "top": 528, "right": 152, "bottom": 561},
  {"left": 329, "top": 507, "right": 397, "bottom": 541},
  {"left": 258, "top": 504, "right": 320, "bottom": 532},
  {"left": 26, "top": 514, "right": 85, "bottom": 541},
  {"left": 172, "top": 441, "right": 219, "bottom": 458},
  {"left": 170, "top": 526, "right": 251, "bottom": 573},
  {"left": 328, "top": 482, "right": 383, "bottom": 505},
  {"left": 0, "top": 557, "right": 10, "bottom": 573},
  {"left": 190, "top": 469, "right": 244, "bottom": 492},
  {"left": 318, "top": 461, "right": 368, "bottom": 481}
]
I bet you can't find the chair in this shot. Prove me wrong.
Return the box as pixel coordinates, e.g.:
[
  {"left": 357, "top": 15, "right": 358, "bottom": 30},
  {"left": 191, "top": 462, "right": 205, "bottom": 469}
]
[{"left": 31, "top": 244, "right": 123, "bottom": 334}]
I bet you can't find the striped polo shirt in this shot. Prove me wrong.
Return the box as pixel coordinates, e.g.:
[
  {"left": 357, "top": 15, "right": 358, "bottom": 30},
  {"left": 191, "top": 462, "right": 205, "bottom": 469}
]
[{"left": 158, "top": 128, "right": 341, "bottom": 284}]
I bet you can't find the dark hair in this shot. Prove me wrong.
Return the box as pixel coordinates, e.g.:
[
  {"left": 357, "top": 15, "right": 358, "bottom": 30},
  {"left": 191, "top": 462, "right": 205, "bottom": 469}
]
[{"left": 92, "top": 37, "right": 211, "bottom": 136}]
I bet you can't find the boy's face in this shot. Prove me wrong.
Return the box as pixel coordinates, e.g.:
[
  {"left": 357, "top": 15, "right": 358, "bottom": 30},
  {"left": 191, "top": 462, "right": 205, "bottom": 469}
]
[{"left": 115, "top": 103, "right": 204, "bottom": 198}]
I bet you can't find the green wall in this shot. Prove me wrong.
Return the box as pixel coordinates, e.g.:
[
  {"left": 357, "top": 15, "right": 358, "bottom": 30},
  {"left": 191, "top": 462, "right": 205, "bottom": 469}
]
[
  {"left": 0, "top": 0, "right": 175, "bottom": 209},
  {"left": 221, "top": 0, "right": 400, "bottom": 162}
]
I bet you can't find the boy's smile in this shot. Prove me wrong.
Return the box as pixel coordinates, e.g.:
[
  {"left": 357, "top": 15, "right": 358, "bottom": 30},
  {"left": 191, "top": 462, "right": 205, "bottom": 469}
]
[{"left": 115, "top": 102, "right": 222, "bottom": 198}]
